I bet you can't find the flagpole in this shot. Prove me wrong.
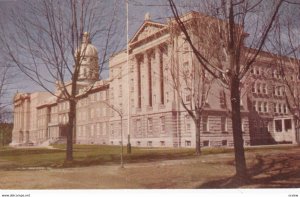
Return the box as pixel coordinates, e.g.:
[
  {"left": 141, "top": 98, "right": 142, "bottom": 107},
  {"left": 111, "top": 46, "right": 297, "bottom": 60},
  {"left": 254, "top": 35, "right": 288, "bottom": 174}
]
[{"left": 126, "top": 0, "right": 131, "bottom": 154}]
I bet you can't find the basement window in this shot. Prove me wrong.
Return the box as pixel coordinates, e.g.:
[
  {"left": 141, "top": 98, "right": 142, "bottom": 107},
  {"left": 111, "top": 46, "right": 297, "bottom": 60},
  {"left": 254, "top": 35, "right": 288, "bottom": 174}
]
[
  {"left": 222, "top": 140, "right": 227, "bottom": 146},
  {"left": 185, "top": 141, "right": 191, "bottom": 147},
  {"left": 203, "top": 140, "right": 209, "bottom": 147}
]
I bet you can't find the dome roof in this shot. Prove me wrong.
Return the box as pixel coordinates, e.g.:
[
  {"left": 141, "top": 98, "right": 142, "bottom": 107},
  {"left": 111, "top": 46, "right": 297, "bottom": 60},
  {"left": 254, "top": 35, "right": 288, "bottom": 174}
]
[
  {"left": 75, "top": 32, "right": 98, "bottom": 58},
  {"left": 79, "top": 43, "right": 98, "bottom": 58}
]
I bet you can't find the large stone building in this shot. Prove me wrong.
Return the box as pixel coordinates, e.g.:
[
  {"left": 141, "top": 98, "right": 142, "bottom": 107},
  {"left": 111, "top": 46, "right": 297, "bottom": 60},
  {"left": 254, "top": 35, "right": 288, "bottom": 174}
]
[{"left": 11, "top": 11, "right": 300, "bottom": 148}]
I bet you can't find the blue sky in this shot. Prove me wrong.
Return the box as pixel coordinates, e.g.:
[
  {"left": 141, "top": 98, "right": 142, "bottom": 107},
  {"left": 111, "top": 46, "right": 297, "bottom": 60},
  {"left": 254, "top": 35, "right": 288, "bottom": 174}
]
[
  {"left": 0, "top": 0, "right": 299, "bottom": 113},
  {"left": 0, "top": 0, "right": 173, "bottom": 109}
]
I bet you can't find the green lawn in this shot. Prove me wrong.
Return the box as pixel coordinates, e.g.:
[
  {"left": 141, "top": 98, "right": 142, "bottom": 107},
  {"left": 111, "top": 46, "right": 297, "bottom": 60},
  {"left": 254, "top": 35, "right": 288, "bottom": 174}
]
[{"left": 0, "top": 144, "right": 296, "bottom": 170}]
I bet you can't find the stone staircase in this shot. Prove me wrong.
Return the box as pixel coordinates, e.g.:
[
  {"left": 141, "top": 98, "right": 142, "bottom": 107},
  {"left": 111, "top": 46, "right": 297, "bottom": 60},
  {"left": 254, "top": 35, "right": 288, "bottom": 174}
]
[{"left": 49, "top": 137, "right": 67, "bottom": 144}]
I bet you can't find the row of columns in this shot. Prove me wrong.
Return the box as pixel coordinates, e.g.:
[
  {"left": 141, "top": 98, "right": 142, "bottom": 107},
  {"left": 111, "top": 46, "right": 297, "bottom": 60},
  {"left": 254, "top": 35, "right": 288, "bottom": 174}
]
[
  {"left": 134, "top": 45, "right": 167, "bottom": 109},
  {"left": 14, "top": 97, "right": 30, "bottom": 143}
]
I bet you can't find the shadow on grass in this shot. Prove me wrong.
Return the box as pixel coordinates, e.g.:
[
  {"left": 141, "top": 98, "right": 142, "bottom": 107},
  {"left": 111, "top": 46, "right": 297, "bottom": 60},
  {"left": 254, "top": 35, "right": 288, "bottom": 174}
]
[
  {"left": 197, "top": 152, "right": 300, "bottom": 188},
  {"left": 60, "top": 151, "right": 196, "bottom": 168}
]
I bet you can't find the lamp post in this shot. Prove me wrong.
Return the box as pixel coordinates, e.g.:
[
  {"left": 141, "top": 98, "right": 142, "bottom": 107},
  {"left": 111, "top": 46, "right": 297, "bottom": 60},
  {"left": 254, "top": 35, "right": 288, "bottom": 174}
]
[{"left": 103, "top": 101, "right": 124, "bottom": 168}]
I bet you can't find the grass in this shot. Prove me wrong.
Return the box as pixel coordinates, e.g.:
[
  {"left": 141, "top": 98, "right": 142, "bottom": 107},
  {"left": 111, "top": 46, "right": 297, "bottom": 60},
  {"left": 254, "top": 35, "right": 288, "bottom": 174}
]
[
  {"left": 0, "top": 144, "right": 297, "bottom": 170},
  {"left": 0, "top": 145, "right": 299, "bottom": 188}
]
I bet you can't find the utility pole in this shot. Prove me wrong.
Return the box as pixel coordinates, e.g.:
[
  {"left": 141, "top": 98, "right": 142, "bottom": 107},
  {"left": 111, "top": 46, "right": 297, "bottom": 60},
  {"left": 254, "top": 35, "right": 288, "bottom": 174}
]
[{"left": 126, "top": 0, "right": 132, "bottom": 154}]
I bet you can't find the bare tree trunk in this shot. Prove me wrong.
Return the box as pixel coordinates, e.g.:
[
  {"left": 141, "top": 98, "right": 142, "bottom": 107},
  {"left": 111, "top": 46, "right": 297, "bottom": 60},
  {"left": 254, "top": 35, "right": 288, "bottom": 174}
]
[
  {"left": 195, "top": 116, "right": 201, "bottom": 156},
  {"left": 230, "top": 75, "right": 247, "bottom": 181},
  {"left": 66, "top": 99, "right": 76, "bottom": 161}
]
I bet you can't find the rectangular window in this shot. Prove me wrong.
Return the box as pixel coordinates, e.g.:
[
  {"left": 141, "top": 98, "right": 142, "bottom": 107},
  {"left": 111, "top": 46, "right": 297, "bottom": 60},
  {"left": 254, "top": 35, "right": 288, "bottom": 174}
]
[
  {"left": 90, "top": 108, "right": 94, "bottom": 119},
  {"left": 257, "top": 83, "right": 261, "bottom": 93},
  {"left": 276, "top": 87, "right": 280, "bottom": 96},
  {"left": 160, "top": 116, "right": 165, "bottom": 133},
  {"left": 278, "top": 103, "right": 282, "bottom": 113},
  {"left": 272, "top": 70, "right": 276, "bottom": 78},
  {"left": 284, "top": 119, "right": 292, "bottom": 131},
  {"left": 130, "top": 65, "right": 134, "bottom": 73},
  {"left": 91, "top": 124, "right": 94, "bottom": 137},
  {"left": 258, "top": 102, "right": 262, "bottom": 112},
  {"left": 275, "top": 120, "right": 282, "bottom": 132},
  {"left": 96, "top": 92, "right": 100, "bottom": 101},
  {"left": 183, "top": 61, "right": 189, "bottom": 74},
  {"left": 262, "top": 84, "right": 267, "bottom": 94},
  {"left": 136, "top": 119, "right": 141, "bottom": 135},
  {"left": 119, "top": 84, "right": 122, "bottom": 97},
  {"left": 185, "top": 88, "right": 191, "bottom": 103},
  {"left": 185, "top": 115, "right": 191, "bottom": 133},
  {"left": 221, "top": 117, "right": 227, "bottom": 132},
  {"left": 256, "top": 67, "right": 260, "bottom": 75},
  {"left": 166, "top": 92, "right": 169, "bottom": 103},
  {"left": 186, "top": 94, "right": 192, "bottom": 103},
  {"left": 97, "top": 123, "right": 101, "bottom": 136},
  {"left": 83, "top": 126, "right": 86, "bottom": 137},
  {"left": 118, "top": 122, "right": 122, "bottom": 136},
  {"left": 252, "top": 83, "right": 256, "bottom": 93},
  {"left": 283, "top": 104, "right": 287, "bottom": 114},
  {"left": 110, "top": 107, "right": 114, "bottom": 117},
  {"left": 104, "top": 123, "right": 108, "bottom": 135},
  {"left": 110, "top": 123, "right": 114, "bottom": 136},
  {"left": 147, "top": 141, "right": 152, "bottom": 147},
  {"left": 203, "top": 116, "right": 208, "bottom": 132},
  {"left": 242, "top": 119, "right": 245, "bottom": 132},
  {"left": 264, "top": 102, "right": 268, "bottom": 113},
  {"left": 160, "top": 141, "right": 165, "bottom": 147},
  {"left": 253, "top": 101, "right": 256, "bottom": 111},
  {"left": 130, "top": 79, "right": 134, "bottom": 92},
  {"left": 105, "top": 90, "right": 109, "bottom": 100},
  {"left": 148, "top": 118, "right": 153, "bottom": 134},
  {"left": 110, "top": 88, "right": 114, "bottom": 99},
  {"left": 268, "top": 121, "right": 272, "bottom": 132},
  {"left": 219, "top": 90, "right": 226, "bottom": 108}
]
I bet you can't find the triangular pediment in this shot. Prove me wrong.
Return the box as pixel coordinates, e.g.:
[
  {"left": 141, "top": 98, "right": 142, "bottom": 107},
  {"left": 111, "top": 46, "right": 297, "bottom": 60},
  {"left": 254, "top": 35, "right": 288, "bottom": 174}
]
[{"left": 130, "top": 21, "right": 167, "bottom": 43}]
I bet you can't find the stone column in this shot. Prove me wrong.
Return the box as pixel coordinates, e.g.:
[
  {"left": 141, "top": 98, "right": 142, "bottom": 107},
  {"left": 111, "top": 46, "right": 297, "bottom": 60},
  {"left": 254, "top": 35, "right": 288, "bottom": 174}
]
[
  {"left": 157, "top": 46, "right": 165, "bottom": 105},
  {"left": 21, "top": 101, "right": 24, "bottom": 133},
  {"left": 135, "top": 55, "right": 142, "bottom": 109},
  {"left": 143, "top": 52, "right": 149, "bottom": 108},
  {"left": 148, "top": 51, "right": 153, "bottom": 107}
]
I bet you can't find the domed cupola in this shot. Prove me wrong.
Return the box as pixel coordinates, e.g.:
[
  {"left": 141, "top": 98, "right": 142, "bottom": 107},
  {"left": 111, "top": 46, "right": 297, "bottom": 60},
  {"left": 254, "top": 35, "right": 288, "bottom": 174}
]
[{"left": 76, "top": 32, "right": 99, "bottom": 83}]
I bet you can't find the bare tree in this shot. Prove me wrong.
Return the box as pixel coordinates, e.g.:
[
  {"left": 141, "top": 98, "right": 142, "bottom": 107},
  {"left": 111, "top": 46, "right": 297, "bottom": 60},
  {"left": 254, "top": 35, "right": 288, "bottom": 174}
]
[
  {"left": 102, "top": 100, "right": 125, "bottom": 168},
  {"left": 0, "top": 56, "right": 14, "bottom": 123},
  {"left": 0, "top": 0, "right": 123, "bottom": 161},
  {"left": 0, "top": 58, "right": 14, "bottom": 146},
  {"left": 0, "top": 66, "right": 10, "bottom": 120},
  {"left": 168, "top": 0, "right": 283, "bottom": 182},
  {"left": 169, "top": 42, "right": 214, "bottom": 155}
]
